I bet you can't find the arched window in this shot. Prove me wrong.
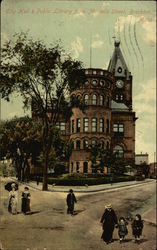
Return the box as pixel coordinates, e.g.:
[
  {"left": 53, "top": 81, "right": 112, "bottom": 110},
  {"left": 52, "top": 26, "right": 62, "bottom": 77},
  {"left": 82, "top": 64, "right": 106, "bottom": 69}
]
[
  {"left": 92, "top": 118, "right": 97, "bottom": 132},
  {"left": 113, "top": 145, "right": 124, "bottom": 158},
  {"left": 100, "top": 95, "right": 104, "bottom": 105},
  {"left": 100, "top": 140, "right": 104, "bottom": 149},
  {"left": 91, "top": 139, "right": 97, "bottom": 148},
  {"left": 76, "top": 140, "right": 81, "bottom": 150},
  {"left": 99, "top": 118, "right": 104, "bottom": 132},
  {"left": 84, "top": 94, "right": 89, "bottom": 105},
  {"left": 84, "top": 118, "right": 89, "bottom": 132},
  {"left": 92, "top": 94, "right": 97, "bottom": 105},
  {"left": 83, "top": 162, "right": 88, "bottom": 173},
  {"left": 83, "top": 140, "right": 88, "bottom": 149}
]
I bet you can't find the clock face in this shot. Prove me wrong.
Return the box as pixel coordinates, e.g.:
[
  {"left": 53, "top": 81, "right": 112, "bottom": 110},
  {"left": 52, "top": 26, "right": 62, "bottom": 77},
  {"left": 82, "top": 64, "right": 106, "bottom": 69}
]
[
  {"left": 116, "top": 80, "right": 124, "bottom": 88},
  {"left": 117, "top": 67, "right": 122, "bottom": 73}
]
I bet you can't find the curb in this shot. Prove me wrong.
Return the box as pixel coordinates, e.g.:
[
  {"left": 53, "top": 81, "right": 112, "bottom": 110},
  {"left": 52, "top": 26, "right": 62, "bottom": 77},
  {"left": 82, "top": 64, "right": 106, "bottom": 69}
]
[{"left": 15, "top": 179, "right": 155, "bottom": 193}]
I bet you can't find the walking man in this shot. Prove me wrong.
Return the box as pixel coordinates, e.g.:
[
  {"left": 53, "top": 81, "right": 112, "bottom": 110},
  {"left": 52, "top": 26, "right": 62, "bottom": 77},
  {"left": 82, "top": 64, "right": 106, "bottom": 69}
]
[{"left": 66, "top": 189, "right": 77, "bottom": 215}]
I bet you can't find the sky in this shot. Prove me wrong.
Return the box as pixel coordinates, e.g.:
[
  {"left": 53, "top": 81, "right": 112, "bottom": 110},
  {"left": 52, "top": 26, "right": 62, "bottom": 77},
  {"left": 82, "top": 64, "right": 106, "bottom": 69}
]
[{"left": 1, "top": 0, "right": 156, "bottom": 162}]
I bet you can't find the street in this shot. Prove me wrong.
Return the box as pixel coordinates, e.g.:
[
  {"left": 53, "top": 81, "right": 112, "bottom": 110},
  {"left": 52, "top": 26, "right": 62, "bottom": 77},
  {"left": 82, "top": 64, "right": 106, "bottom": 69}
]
[{"left": 0, "top": 178, "right": 156, "bottom": 250}]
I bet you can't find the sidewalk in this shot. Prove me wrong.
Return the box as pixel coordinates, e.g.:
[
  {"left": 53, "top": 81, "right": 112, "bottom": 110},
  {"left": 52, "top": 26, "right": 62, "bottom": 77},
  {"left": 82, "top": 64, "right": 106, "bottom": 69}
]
[{"left": 16, "top": 178, "right": 155, "bottom": 193}]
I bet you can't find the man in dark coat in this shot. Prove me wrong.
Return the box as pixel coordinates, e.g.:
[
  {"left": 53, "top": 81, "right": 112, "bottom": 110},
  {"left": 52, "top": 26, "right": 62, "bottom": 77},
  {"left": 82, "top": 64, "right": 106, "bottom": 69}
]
[
  {"left": 66, "top": 189, "right": 77, "bottom": 215},
  {"left": 100, "top": 204, "right": 118, "bottom": 244}
]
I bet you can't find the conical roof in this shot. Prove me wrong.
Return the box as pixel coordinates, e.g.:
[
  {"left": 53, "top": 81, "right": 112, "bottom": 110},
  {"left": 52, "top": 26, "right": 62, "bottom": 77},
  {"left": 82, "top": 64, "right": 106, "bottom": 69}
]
[{"left": 108, "top": 41, "right": 130, "bottom": 80}]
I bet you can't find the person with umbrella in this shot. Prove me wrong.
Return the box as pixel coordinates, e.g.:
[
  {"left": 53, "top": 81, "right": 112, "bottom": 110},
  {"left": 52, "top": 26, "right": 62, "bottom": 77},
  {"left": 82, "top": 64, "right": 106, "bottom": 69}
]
[
  {"left": 66, "top": 189, "right": 77, "bottom": 215},
  {"left": 100, "top": 204, "right": 118, "bottom": 244},
  {"left": 21, "top": 186, "right": 31, "bottom": 214},
  {"left": 8, "top": 183, "right": 18, "bottom": 215}
]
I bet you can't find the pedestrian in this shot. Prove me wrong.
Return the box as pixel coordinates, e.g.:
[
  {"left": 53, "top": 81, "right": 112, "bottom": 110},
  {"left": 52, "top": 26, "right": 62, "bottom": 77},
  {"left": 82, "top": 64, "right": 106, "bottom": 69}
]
[
  {"left": 21, "top": 186, "right": 31, "bottom": 214},
  {"left": 66, "top": 189, "right": 77, "bottom": 215},
  {"left": 117, "top": 217, "right": 128, "bottom": 243},
  {"left": 8, "top": 184, "right": 18, "bottom": 215},
  {"left": 132, "top": 214, "right": 143, "bottom": 243},
  {"left": 100, "top": 204, "right": 118, "bottom": 244}
]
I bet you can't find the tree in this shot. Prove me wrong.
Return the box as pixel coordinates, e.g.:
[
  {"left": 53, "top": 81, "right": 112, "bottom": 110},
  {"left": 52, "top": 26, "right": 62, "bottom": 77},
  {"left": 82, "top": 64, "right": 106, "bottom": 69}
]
[
  {"left": 0, "top": 116, "right": 42, "bottom": 180},
  {"left": 89, "top": 145, "right": 128, "bottom": 175},
  {"left": 0, "top": 33, "right": 86, "bottom": 190}
]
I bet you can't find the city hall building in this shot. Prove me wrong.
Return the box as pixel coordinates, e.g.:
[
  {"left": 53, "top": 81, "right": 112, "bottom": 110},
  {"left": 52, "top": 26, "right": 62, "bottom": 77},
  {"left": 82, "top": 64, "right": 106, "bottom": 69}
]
[
  {"left": 32, "top": 41, "right": 137, "bottom": 174},
  {"left": 60, "top": 41, "right": 137, "bottom": 174}
]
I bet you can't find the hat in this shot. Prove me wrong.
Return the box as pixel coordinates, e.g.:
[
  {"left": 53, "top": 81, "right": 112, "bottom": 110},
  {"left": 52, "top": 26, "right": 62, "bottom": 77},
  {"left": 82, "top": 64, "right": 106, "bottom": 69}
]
[
  {"left": 24, "top": 186, "right": 29, "bottom": 190},
  {"left": 11, "top": 183, "right": 16, "bottom": 188},
  {"left": 105, "top": 204, "right": 112, "bottom": 210}
]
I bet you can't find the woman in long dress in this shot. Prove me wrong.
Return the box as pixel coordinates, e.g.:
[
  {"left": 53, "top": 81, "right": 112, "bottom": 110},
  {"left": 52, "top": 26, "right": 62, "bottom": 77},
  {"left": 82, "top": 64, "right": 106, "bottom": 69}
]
[
  {"left": 8, "top": 185, "right": 18, "bottom": 215},
  {"left": 21, "top": 186, "right": 31, "bottom": 214},
  {"left": 100, "top": 204, "right": 118, "bottom": 244}
]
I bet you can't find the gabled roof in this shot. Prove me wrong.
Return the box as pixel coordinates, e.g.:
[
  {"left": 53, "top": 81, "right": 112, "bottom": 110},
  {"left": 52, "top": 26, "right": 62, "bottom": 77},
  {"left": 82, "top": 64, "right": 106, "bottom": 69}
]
[
  {"left": 111, "top": 100, "right": 129, "bottom": 111},
  {"left": 108, "top": 41, "right": 131, "bottom": 80}
]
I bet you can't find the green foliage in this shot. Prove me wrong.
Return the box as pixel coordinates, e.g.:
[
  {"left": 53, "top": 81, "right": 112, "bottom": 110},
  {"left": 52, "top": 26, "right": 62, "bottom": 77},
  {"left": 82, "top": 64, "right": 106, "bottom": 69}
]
[{"left": 1, "top": 33, "right": 86, "bottom": 189}]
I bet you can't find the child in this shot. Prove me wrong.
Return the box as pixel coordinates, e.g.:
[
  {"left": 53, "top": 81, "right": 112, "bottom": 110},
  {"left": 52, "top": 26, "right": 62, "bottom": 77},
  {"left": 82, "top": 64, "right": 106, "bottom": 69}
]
[
  {"left": 132, "top": 214, "right": 143, "bottom": 243},
  {"left": 117, "top": 217, "right": 128, "bottom": 243}
]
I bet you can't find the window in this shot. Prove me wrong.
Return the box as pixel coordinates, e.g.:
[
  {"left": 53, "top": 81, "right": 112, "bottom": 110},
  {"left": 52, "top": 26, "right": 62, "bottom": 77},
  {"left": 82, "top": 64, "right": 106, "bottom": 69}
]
[
  {"left": 92, "top": 79, "right": 97, "bottom": 85},
  {"left": 106, "top": 96, "right": 110, "bottom": 107},
  {"left": 85, "top": 80, "right": 89, "bottom": 86},
  {"left": 56, "top": 122, "right": 66, "bottom": 135},
  {"left": 91, "top": 139, "right": 97, "bottom": 147},
  {"left": 93, "top": 70, "right": 97, "bottom": 75},
  {"left": 120, "top": 94, "right": 123, "bottom": 100},
  {"left": 99, "top": 118, "right": 104, "bottom": 132},
  {"left": 106, "top": 119, "right": 109, "bottom": 133},
  {"left": 100, "top": 80, "right": 105, "bottom": 86},
  {"left": 100, "top": 140, "right": 104, "bottom": 149},
  {"left": 76, "top": 118, "right": 81, "bottom": 132},
  {"left": 72, "top": 120, "right": 74, "bottom": 133},
  {"left": 71, "top": 162, "right": 73, "bottom": 173},
  {"left": 76, "top": 140, "right": 80, "bottom": 150},
  {"left": 115, "top": 94, "right": 119, "bottom": 101},
  {"left": 113, "top": 123, "right": 124, "bottom": 133},
  {"left": 83, "top": 140, "right": 88, "bottom": 149},
  {"left": 84, "top": 118, "right": 89, "bottom": 132},
  {"left": 100, "top": 71, "right": 104, "bottom": 76},
  {"left": 92, "top": 118, "right": 97, "bottom": 132},
  {"left": 113, "top": 145, "right": 124, "bottom": 158},
  {"left": 84, "top": 94, "right": 89, "bottom": 105},
  {"left": 83, "top": 162, "right": 88, "bottom": 173},
  {"left": 71, "top": 141, "right": 74, "bottom": 149},
  {"left": 76, "top": 162, "right": 80, "bottom": 173},
  {"left": 100, "top": 95, "right": 104, "bottom": 106},
  {"left": 77, "top": 95, "right": 81, "bottom": 101},
  {"left": 92, "top": 94, "right": 97, "bottom": 105},
  {"left": 106, "top": 141, "right": 110, "bottom": 150}
]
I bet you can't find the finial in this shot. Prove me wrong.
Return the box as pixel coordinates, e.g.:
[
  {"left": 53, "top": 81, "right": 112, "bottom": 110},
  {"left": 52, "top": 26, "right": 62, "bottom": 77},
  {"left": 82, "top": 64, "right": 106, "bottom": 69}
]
[{"left": 114, "top": 39, "right": 120, "bottom": 47}]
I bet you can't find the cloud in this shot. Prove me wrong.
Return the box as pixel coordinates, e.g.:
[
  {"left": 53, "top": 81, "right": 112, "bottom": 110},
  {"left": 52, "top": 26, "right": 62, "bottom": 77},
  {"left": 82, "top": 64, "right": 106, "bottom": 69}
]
[
  {"left": 91, "top": 34, "right": 104, "bottom": 48},
  {"left": 114, "top": 15, "right": 156, "bottom": 46},
  {"left": 71, "top": 37, "right": 83, "bottom": 59},
  {"left": 134, "top": 78, "right": 156, "bottom": 162},
  {"left": 140, "top": 16, "right": 156, "bottom": 46}
]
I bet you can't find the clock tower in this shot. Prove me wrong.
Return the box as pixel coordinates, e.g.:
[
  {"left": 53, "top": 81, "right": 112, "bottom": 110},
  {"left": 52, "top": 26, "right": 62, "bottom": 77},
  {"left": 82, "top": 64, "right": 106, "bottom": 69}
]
[
  {"left": 108, "top": 40, "right": 132, "bottom": 110},
  {"left": 108, "top": 40, "right": 137, "bottom": 164}
]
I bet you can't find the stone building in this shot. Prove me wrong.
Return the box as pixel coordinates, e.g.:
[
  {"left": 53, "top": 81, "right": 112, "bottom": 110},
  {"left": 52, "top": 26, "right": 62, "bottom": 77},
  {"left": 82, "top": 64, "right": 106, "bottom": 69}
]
[{"left": 67, "top": 41, "right": 137, "bottom": 173}]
